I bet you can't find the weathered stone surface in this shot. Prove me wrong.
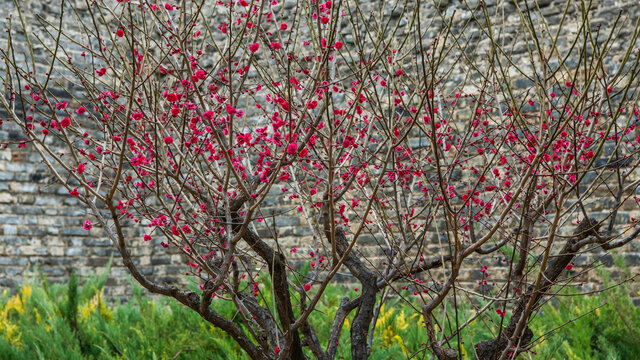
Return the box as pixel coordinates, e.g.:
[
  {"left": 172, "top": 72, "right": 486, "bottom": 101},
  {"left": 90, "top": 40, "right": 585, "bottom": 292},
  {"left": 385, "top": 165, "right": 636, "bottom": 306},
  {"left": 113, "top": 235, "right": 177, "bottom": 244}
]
[{"left": 0, "top": 0, "right": 639, "bottom": 304}]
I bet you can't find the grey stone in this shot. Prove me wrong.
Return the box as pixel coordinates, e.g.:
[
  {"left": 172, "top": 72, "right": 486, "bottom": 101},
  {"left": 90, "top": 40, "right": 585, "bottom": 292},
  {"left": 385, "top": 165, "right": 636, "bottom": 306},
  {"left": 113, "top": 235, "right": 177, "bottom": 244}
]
[
  {"left": 151, "top": 257, "right": 172, "bottom": 265},
  {"left": 514, "top": 78, "right": 534, "bottom": 89},
  {"left": 624, "top": 254, "right": 640, "bottom": 267},
  {"left": 276, "top": 216, "right": 300, "bottom": 227},
  {"left": 3, "top": 225, "right": 18, "bottom": 235},
  {"left": 65, "top": 247, "right": 87, "bottom": 256},
  {"left": 85, "top": 257, "right": 110, "bottom": 267},
  {"left": 17, "top": 226, "right": 47, "bottom": 236},
  {"left": 0, "top": 215, "right": 20, "bottom": 225},
  {"left": 0, "top": 258, "right": 28, "bottom": 266},
  {"left": 92, "top": 248, "right": 119, "bottom": 257},
  {"left": 84, "top": 238, "right": 111, "bottom": 247},
  {"left": 0, "top": 172, "right": 14, "bottom": 181},
  {"left": 62, "top": 228, "right": 89, "bottom": 237}
]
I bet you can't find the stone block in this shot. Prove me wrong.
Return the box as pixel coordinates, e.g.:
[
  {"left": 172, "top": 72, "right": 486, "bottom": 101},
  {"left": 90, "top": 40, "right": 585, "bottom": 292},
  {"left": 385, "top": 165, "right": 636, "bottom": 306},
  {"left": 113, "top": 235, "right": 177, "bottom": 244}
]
[
  {"left": 65, "top": 247, "right": 87, "bottom": 257},
  {"left": 3, "top": 225, "right": 18, "bottom": 236},
  {"left": 0, "top": 193, "right": 15, "bottom": 204}
]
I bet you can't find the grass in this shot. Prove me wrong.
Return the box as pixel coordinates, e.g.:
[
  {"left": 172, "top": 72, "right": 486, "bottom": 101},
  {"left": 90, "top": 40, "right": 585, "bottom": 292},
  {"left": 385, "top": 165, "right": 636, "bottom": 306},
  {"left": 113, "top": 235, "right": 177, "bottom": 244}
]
[{"left": 0, "top": 260, "right": 638, "bottom": 359}]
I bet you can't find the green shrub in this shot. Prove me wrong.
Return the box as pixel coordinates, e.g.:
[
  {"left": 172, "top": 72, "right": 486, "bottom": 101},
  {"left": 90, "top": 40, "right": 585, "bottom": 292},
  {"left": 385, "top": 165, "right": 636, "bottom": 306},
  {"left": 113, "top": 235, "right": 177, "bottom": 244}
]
[
  {"left": 528, "top": 265, "right": 640, "bottom": 360},
  {"left": 0, "top": 263, "right": 246, "bottom": 360},
  {"left": 0, "top": 263, "right": 639, "bottom": 359}
]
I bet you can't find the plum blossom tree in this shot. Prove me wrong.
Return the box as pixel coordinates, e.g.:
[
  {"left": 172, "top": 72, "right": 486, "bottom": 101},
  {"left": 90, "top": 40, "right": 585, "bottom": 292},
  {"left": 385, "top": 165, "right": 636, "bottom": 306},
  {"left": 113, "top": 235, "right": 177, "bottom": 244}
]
[{"left": 2, "top": 0, "right": 640, "bottom": 359}]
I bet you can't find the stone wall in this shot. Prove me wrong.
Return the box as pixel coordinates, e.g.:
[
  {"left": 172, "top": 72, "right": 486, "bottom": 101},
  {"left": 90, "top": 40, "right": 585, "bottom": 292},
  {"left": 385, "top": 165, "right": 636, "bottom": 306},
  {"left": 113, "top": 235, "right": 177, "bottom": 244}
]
[{"left": 1, "top": 0, "right": 640, "bottom": 301}]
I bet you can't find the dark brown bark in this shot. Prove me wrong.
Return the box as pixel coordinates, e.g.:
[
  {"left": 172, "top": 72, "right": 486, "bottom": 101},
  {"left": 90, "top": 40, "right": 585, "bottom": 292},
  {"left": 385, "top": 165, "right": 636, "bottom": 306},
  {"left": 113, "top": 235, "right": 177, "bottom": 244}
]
[
  {"left": 101, "top": 204, "right": 271, "bottom": 360},
  {"left": 239, "top": 226, "right": 306, "bottom": 360},
  {"left": 326, "top": 296, "right": 359, "bottom": 359},
  {"left": 424, "top": 311, "right": 458, "bottom": 360},
  {"left": 330, "top": 230, "right": 378, "bottom": 360},
  {"left": 474, "top": 218, "right": 600, "bottom": 360}
]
